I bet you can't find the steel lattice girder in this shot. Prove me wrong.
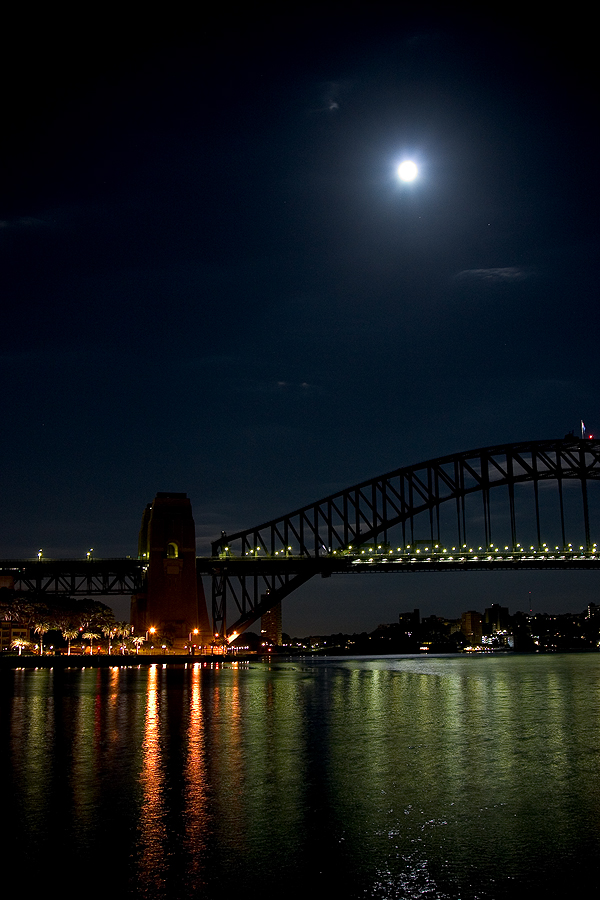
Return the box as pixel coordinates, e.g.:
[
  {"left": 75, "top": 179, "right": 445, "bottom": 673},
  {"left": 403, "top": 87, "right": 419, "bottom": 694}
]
[
  {"left": 210, "top": 438, "right": 600, "bottom": 638},
  {"left": 0, "top": 559, "right": 145, "bottom": 595}
]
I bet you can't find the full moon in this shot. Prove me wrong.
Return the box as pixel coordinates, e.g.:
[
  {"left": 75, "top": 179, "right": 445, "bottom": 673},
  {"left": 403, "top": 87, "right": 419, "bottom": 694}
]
[{"left": 397, "top": 160, "right": 418, "bottom": 182}]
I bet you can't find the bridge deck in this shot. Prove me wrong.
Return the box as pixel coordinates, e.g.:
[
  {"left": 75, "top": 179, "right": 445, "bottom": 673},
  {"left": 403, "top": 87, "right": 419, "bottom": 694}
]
[
  {"left": 201, "top": 551, "right": 600, "bottom": 576},
  {"left": 1, "top": 548, "right": 599, "bottom": 593}
]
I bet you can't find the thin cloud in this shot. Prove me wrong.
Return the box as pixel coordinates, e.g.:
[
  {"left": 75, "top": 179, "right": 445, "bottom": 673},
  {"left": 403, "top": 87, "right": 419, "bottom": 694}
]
[
  {"left": 0, "top": 216, "right": 47, "bottom": 231},
  {"left": 248, "top": 380, "right": 318, "bottom": 396},
  {"left": 308, "top": 80, "right": 351, "bottom": 113},
  {"left": 455, "top": 266, "right": 532, "bottom": 283}
]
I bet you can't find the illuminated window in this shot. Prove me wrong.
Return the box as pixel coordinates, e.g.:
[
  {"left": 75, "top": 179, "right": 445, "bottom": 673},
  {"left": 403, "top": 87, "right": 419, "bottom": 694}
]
[{"left": 166, "top": 542, "right": 179, "bottom": 558}]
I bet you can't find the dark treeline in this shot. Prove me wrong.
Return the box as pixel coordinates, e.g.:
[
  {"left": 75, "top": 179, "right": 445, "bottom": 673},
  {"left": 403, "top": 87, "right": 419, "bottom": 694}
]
[{"left": 0, "top": 589, "right": 119, "bottom": 653}]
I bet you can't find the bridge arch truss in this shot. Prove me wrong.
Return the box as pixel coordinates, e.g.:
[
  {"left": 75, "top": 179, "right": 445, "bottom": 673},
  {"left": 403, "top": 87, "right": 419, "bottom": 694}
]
[{"left": 210, "top": 438, "right": 600, "bottom": 639}]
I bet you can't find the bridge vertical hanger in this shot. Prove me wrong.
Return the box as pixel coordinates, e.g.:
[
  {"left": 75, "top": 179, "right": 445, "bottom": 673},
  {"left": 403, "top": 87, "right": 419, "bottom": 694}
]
[{"left": 580, "top": 442, "right": 591, "bottom": 549}]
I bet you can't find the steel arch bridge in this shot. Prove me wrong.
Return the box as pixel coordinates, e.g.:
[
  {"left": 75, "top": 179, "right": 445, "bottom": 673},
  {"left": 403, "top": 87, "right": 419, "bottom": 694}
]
[
  {"left": 1, "top": 437, "right": 599, "bottom": 642},
  {"left": 209, "top": 437, "right": 600, "bottom": 639}
]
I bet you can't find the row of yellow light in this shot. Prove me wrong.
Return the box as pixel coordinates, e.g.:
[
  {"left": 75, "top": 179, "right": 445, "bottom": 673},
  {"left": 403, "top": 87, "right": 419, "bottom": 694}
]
[{"left": 229, "top": 541, "right": 598, "bottom": 556}]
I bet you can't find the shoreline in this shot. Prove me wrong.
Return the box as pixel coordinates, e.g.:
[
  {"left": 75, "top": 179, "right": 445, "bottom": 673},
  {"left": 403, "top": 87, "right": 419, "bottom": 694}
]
[
  {"left": 0, "top": 653, "right": 255, "bottom": 668},
  {"left": 2, "top": 647, "right": 598, "bottom": 669}
]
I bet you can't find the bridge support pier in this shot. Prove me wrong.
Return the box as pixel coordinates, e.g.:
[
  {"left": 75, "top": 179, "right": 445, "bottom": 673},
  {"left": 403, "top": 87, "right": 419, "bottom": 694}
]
[{"left": 131, "top": 493, "right": 212, "bottom": 651}]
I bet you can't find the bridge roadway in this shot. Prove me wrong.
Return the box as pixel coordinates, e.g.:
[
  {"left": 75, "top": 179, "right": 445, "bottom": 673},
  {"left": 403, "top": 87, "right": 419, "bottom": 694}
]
[
  {"left": 207, "top": 548, "right": 600, "bottom": 576},
  {"left": 2, "top": 548, "right": 600, "bottom": 596}
]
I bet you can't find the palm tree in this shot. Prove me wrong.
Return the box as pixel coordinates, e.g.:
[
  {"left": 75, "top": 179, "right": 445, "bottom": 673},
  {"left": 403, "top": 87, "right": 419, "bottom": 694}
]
[
  {"left": 115, "top": 622, "right": 131, "bottom": 655},
  {"left": 131, "top": 635, "right": 146, "bottom": 655},
  {"left": 102, "top": 622, "right": 117, "bottom": 655},
  {"left": 82, "top": 630, "right": 99, "bottom": 655},
  {"left": 10, "top": 637, "right": 31, "bottom": 656},
  {"left": 34, "top": 621, "right": 52, "bottom": 655},
  {"left": 62, "top": 626, "right": 80, "bottom": 656}
]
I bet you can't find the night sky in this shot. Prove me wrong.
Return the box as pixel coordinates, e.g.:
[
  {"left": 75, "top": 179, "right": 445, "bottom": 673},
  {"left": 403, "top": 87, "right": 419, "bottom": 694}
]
[{"left": 1, "top": 8, "right": 598, "bottom": 633}]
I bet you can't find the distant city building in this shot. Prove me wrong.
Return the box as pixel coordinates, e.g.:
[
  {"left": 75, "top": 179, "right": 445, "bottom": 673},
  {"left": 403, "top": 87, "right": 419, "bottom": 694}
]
[
  {"left": 0, "top": 622, "right": 31, "bottom": 651},
  {"left": 484, "top": 603, "right": 510, "bottom": 632},
  {"left": 261, "top": 600, "right": 282, "bottom": 646},
  {"left": 461, "top": 610, "right": 483, "bottom": 645},
  {"left": 398, "top": 609, "right": 420, "bottom": 632}
]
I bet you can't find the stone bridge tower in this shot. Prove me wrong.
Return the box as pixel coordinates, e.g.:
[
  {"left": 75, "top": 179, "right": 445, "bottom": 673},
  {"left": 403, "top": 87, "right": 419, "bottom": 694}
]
[{"left": 131, "top": 492, "right": 212, "bottom": 650}]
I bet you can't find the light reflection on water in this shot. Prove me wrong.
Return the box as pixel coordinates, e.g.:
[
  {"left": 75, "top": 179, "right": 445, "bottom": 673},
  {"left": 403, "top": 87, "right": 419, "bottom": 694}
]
[
  {"left": 138, "top": 664, "right": 168, "bottom": 893},
  {"left": 2, "top": 655, "right": 600, "bottom": 899}
]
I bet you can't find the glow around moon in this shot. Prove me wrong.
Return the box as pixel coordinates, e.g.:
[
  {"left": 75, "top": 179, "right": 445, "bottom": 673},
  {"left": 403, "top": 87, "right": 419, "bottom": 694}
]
[{"left": 397, "top": 160, "right": 418, "bottom": 182}]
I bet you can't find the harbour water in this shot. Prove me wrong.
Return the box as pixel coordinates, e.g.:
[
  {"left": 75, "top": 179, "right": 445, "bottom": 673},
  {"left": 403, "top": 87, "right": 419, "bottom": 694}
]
[{"left": 3, "top": 653, "right": 600, "bottom": 898}]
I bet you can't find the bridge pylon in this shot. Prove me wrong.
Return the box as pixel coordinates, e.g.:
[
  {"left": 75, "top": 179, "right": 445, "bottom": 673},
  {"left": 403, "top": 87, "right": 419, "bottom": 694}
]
[{"left": 131, "top": 493, "right": 212, "bottom": 650}]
